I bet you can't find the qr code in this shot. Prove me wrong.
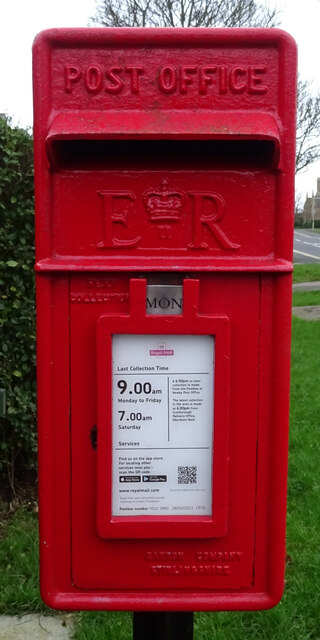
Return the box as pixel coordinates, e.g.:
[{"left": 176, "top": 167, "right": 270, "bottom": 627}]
[{"left": 178, "top": 466, "right": 197, "bottom": 484}]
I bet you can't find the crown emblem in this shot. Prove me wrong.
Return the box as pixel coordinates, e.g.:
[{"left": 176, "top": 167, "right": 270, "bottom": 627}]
[{"left": 143, "top": 179, "right": 185, "bottom": 223}]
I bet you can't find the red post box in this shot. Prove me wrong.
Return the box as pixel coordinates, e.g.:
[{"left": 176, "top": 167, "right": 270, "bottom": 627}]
[{"left": 33, "top": 28, "right": 297, "bottom": 611}]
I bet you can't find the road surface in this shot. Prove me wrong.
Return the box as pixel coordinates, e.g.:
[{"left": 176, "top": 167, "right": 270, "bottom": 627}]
[{"left": 294, "top": 229, "right": 320, "bottom": 263}]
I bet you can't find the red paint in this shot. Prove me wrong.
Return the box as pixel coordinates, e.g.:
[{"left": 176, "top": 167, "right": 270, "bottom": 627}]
[{"left": 33, "top": 28, "right": 297, "bottom": 611}]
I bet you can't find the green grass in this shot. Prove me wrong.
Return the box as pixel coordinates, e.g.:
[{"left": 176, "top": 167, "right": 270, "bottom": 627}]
[
  {"left": 293, "top": 263, "right": 320, "bottom": 283},
  {"left": 1, "top": 317, "right": 319, "bottom": 640},
  {"left": 285, "top": 317, "right": 320, "bottom": 637},
  {"left": 73, "top": 316, "right": 320, "bottom": 639},
  {"left": 193, "top": 319, "right": 320, "bottom": 640},
  {"left": 0, "top": 508, "right": 45, "bottom": 615},
  {"left": 74, "top": 612, "right": 132, "bottom": 640},
  {"left": 292, "top": 290, "right": 320, "bottom": 306},
  {"left": 295, "top": 227, "right": 320, "bottom": 234}
]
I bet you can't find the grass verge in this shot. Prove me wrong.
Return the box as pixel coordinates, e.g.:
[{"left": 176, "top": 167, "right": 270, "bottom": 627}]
[
  {"left": 294, "top": 228, "right": 320, "bottom": 234},
  {"left": 293, "top": 263, "right": 320, "bottom": 283},
  {"left": 74, "top": 612, "right": 132, "bottom": 640},
  {"left": 292, "top": 290, "right": 320, "bottom": 306},
  {"left": 0, "top": 507, "right": 45, "bottom": 615},
  {"left": 73, "top": 316, "right": 320, "bottom": 639}
]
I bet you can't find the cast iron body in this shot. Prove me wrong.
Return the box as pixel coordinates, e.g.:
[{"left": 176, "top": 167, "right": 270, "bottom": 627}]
[{"left": 33, "top": 28, "right": 297, "bottom": 611}]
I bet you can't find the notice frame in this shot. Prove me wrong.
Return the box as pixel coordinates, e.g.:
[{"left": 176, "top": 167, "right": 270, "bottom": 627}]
[{"left": 96, "top": 279, "right": 230, "bottom": 539}]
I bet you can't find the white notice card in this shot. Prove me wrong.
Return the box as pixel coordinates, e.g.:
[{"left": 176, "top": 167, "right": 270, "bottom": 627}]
[{"left": 111, "top": 334, "right": 214, "bottom": 517}]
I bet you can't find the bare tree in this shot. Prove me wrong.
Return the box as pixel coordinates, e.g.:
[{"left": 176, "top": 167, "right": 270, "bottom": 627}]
[
  {"left": 295, "top": 192, "right": 303, "bottom": 215},
  {"left": 90, "top": 0, "right": 279, "bottom": 28},
  {"left": 90, "top": 0, "right": 320, "bottom": 174},
  {"left": 296, "top": 78, "right": 320, "bottom": 173}
]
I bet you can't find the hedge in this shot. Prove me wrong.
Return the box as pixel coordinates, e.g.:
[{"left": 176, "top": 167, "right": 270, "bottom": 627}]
[{"left": 0, "top": 116, "right": 36, "bottom": 492}]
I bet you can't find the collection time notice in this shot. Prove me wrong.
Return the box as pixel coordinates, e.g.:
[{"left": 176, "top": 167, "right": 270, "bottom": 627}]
[{"left": 111, "top": 334, "right": 214, "bottom": 517}]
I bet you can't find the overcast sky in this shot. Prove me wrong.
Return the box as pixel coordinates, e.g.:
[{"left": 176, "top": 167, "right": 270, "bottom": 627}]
[{"left": 1, "top": 0, "right": 320, "bottom": 198}]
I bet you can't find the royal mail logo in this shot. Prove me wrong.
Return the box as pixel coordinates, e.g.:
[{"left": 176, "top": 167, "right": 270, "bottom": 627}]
[
  {"left": 150, "top": 343, "right": 174, "bottom": 356},
  {"left": 149, "top": 349, "right": 174, "bottom": 356}
]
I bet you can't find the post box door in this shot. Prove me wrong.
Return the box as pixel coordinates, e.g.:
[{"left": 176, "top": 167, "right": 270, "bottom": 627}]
[{"left": 70, "top": 273, "right": 260, "bottom": 591}]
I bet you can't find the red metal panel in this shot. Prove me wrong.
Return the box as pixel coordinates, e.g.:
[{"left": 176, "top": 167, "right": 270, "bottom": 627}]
[
  {"left": 33, "top": 28, "right": 296, "bottom": 611},
  {"left": 46, "top": 111, "right": 280, "bottom": 143},
  {"left": 36, "top": 275, "right": 71, "bottom": 606},
  {"left": 50, "top": 170, "right": 277, "bottom": 260},
  {"left": 70, "top": 274, "right": 259, "bottom": 595},
  {"left": 33, "top": 28, "right": 297, "bottom": 273}
]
